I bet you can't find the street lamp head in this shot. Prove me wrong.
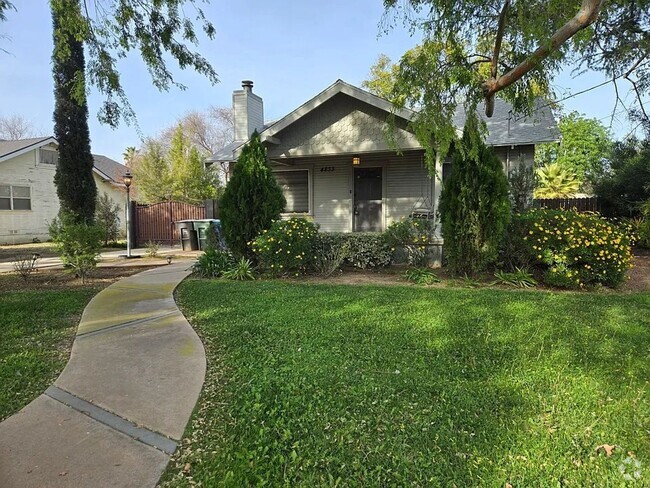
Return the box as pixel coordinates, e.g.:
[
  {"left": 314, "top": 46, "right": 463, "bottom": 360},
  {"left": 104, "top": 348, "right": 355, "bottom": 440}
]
[{"left": 123, "top": 171, "right": 133, "bottom": 188}]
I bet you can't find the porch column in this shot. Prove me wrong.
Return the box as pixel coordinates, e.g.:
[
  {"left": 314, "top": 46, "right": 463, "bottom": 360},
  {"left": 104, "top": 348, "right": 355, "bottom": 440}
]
[{"left": 432, "top": 153, "right": 443, "bottom": 238}]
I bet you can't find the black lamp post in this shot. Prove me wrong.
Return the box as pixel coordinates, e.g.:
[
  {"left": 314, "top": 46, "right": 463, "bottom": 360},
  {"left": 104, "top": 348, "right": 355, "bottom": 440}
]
[{"left": 123, "top": 171, "right": 133, "bottom": 258}]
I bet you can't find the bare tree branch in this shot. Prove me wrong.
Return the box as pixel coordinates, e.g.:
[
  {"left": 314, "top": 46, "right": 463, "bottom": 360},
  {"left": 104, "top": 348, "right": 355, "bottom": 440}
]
[{"left": 485, "top": 0, "right": 510, "bottom": 117}]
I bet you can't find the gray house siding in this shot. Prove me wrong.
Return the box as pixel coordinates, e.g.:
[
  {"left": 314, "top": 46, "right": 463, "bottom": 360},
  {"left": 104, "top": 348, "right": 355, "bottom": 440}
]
[
  {"left": 493, "top": 144, "right": 535, "bottom": 173},
  {"left": 271, "top": 150, "right": 433, "bottom": 233},
  {"left": 385, "top": 152, "right": 432, "bottom": 227}
]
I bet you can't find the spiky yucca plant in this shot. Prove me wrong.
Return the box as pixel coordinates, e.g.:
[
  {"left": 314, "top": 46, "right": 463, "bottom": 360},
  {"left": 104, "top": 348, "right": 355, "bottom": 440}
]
[{"left": 534, "top": 163, "right": 580, "bottom": 198}]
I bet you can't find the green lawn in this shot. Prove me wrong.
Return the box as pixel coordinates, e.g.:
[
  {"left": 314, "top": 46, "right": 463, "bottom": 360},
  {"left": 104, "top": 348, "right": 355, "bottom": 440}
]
[
  {"left": 0, "top": 288, "right": 96, "bottom": 421},
  {"left": 163, "top": 280, "right": 649, "bottom": 487}
]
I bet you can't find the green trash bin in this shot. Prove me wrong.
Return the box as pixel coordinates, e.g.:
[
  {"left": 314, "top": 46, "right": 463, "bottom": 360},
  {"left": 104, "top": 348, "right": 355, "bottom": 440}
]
[
  {"left": 194, "top": 219, "right": 220, "bottom": 251},
  {"left": 175, "top": 220, "right": 198, "bottom": 251}
]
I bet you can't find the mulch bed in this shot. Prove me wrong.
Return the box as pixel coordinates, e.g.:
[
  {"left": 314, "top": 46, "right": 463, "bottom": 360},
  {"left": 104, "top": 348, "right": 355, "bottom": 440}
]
[{"left": 0, "top": 266, "right": 161, "bottom": 293}]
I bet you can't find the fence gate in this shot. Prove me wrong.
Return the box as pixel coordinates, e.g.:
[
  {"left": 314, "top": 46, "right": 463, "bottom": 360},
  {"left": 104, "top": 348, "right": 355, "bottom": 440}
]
[{"left": 134, "top": 201, "right": 206, "bottom": 246}]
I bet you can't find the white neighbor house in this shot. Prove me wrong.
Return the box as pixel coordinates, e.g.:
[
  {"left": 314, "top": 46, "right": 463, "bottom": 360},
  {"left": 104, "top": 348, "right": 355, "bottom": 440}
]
[
  {"left": 0, "top": 137, "right": 129, "bottom": 244},
  {"left": 210, "top": 80, "right": 558, "bottom": 259}
]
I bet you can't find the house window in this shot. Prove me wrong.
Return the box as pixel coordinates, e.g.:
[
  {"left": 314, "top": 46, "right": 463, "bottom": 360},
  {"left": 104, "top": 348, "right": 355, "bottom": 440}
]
[
  {"left": 274, "top": 170, "right": 310, "bottom": 213},
  {"left": 39, "top": 148, "right": 58, "bottom": 166},
  {"left": 0, "top": 185, "right": 32, "bottom": 210}
]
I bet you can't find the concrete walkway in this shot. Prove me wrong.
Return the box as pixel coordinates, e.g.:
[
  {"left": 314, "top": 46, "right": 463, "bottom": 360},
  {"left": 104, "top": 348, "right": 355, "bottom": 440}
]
[
  {"left": 0, "top": 247, "right": 201, "bottom": 274},
  {"left": 0, "top": 263, "right": 206, "bottom": 487}
]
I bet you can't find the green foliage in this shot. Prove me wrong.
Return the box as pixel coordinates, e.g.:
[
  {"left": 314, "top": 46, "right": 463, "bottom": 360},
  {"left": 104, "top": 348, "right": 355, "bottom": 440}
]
[
  {"left": 535, "top": 112, "right": 613, "bottom": 188},
  {"left": 52, "top": 1, "right": 96, "bottom": 224},
  {"left": 49, "top": 212, "right": 103, "bottom": 283},
  {"left": 381, "top": 1, "right": 650, "bottom": 167},
  {"left": 507, "top": 208, "right": 634, "bottom": 288},
  {"left": 439, "top": 118, "right": 511, "bottom": 274},
  {"left": 317, "top": 233, "right": 392, "bottom": 269},
  {"left": 133, "top": 127, "right": 219, "bottom": 204},
  {"left": 492, "top": 267, "right": 537, "bottom": 288},
  {"left": 385, "top": 217, "right": 436, "bottom": 266},
  {"left": 95, "top": 192, "right": 121, "bottom": 245},
  {"left": 361, "top": 54, "right": 400, "bottom": 100},
  {"left": 636, "top": 200, "right": 650, "bottom": 249},
  {"left": 312, "top": 237, "right": 350, "bottom": 277},
  {"left": 43, "top": 0, "right": 218, "bottom": 127},
  {"left": 594, "top": 137, "right": 650, "bottom": 217},
  {"left": 403, "top": 267, "right": 440, "bottom": 285},
  {"left": 168, "top": 125, "right": 218, "bottom": 203},
  {"left": 191, "top": 248, "right": 234, "bottom": 278},
  {"left": 144, "top": 240, "right": 161, "bottom": 258},
  {"left": 508, "top": 165, "right": 535, "bottom": 213},
  {"left": 220, "top": 132, "right": 285, "bottom": 259},
  {"left": 222, "top": 257, "right": 255, "bottom": 281},
  {"left": 251, "top": 218, "right": 319, "bottom": 276},
  {"left": 534, "top": 163, "right": 581, "bottom": 198},
  {"left": 164, "top": 280, "right": 650, "bottom": 486}
]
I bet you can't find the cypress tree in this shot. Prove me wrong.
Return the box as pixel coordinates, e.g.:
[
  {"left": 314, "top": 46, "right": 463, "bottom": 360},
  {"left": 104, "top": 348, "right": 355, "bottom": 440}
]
[
  {"left": 52, "top": 0, "right": 96, "bottom": 223},
  {"left": 439, "top": 115, "right": 511, "bottom": 274},
  {"left": 220, "top": 131, "right": 285, "bottom": 258}
]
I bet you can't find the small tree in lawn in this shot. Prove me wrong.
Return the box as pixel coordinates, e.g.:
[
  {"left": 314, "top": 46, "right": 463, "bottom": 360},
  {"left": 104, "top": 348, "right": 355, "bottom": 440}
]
[
  {"left": 439, "top": 115, "right": 511, "bottom": 275},
  {"left": 220, "top": 131, "right": 285, "bottom": 258}
]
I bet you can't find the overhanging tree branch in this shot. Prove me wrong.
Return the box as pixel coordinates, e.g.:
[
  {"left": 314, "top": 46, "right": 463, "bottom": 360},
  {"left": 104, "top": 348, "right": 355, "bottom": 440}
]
[
  {"left": 485, "top": 0, "right": 510, "bottom": 117},
  {"left": 482, "top": 0, "right": 605, "bottom": 116}
]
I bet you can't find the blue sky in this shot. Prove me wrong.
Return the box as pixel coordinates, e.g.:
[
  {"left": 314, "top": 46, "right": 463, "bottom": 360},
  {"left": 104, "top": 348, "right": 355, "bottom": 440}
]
[{"left": 0, "top": 1, "right": 642, "bottom": 163}]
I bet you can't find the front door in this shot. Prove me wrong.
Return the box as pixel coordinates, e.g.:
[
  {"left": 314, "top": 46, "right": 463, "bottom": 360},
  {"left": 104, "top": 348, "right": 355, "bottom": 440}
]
[{"left": 353, "top": 167, "right": 383, "bottom": 232}]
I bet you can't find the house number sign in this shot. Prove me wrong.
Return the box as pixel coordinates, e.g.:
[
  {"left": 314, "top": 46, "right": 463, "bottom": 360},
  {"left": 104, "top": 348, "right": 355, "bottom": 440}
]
[{"left": 320, "top": 166, "right": 335, "bottom": 172}]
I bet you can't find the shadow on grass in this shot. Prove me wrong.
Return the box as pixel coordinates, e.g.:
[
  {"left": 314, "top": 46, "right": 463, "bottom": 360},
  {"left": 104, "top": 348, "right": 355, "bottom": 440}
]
[{"left": 168, "top": 281, "right": 650, "bottom": 487}]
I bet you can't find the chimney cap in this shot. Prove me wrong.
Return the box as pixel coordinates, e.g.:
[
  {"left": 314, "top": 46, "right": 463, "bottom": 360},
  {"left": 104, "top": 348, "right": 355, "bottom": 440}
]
[{"left": 242, "top": 80, "right": 254, "bottom": 90}]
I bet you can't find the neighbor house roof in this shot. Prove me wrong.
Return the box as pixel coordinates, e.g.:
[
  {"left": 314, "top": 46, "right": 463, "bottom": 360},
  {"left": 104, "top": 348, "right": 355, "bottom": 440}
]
[
  {"left": 0, "top": 137, "right": 127, "bottom": 185},
  {"left": 208, "top": 79, "right": 559, "bottom": 163},
  {"left": 92, "top": 154, "right": 127, "bottom": 184},
  {"left": 0, "top": 137, "right": 57, "bottom": 162}
]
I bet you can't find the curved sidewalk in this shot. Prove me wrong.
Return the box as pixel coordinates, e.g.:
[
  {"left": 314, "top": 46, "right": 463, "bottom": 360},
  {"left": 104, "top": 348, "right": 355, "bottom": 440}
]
[{"left": 0, "top": 262, "right": 205, "bottom": 488}]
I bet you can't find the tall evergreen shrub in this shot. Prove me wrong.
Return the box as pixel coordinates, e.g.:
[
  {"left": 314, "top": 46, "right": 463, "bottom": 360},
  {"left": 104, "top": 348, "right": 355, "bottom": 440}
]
[
  {"left": 439, "top": 116, "right": 511, "bottom": 274},
  {"left": 220, "top": 131, "right": 285, "bottom": 258},
  {"left": 52, "top": 1, "right": 96, "bottom": 223}
]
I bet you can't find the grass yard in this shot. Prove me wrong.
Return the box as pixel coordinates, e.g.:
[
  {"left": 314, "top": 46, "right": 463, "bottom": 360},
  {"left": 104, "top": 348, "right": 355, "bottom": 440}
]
[
  {"left": 0, "top": 288, "right": 96, "bottom": 421},
  {"left": 163, "top": 280, "right": 649, "bottom": 487}
]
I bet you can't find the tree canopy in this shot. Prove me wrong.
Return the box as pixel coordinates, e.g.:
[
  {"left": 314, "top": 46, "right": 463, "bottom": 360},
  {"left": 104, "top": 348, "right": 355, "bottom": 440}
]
[
  {"left": 535, "top": 111, "right": 613, "bottom": 189},
  {"left": 380, "top": 0, "right": 650, "bottom": 167},
  {"left": 0, "top": 1, "right": 218, "bottom": 127},
  {"left": 132, "top": 126, "right": 219, "bottom": 204}
]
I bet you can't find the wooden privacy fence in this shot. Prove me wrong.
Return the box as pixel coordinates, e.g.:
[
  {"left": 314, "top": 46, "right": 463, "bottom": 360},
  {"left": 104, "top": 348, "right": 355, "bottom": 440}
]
[
  {"left": 134, "top": 201, "right": 206, "bottom": 246},
  {"left": 533, "top": 197, "right": 601, "bottom": 213}
]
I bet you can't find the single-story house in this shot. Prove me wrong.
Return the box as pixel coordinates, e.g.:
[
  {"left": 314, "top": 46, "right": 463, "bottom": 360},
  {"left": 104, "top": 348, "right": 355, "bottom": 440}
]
[
  {"left": 209, "top": 80, "right": 558, "bottom": 246},
  {"left": 0, "top": 137, "right": 129, "bottom": 244}
]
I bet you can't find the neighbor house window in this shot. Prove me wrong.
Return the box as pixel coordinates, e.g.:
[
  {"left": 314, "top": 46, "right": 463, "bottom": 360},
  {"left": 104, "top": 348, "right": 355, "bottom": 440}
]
[
  {"left": 274, "top": 170, "right": 309, "bottom": 213},
  {"left": 0, "top": 185, "right": 32, "bottom": 210},
  {"left": 39, "top": 148, "right": 58, "bottom": 166}
]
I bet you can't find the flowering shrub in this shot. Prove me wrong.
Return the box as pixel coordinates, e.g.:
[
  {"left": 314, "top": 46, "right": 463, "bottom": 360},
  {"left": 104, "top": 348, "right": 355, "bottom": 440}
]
[
  {"left": 251, "top": 218, "right": 319, "bottom": 275},
  {"left": 508, "top": 208, "right": 634, "bottom": 288},
  {"left": 385, "top": 217, "right": 436, "bottom": 266}
]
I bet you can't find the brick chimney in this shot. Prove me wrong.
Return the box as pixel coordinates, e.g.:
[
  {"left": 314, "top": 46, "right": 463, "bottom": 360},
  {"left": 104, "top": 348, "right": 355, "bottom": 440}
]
[{"left": 233, "top": 80, "right": 264, "bottom": 140}]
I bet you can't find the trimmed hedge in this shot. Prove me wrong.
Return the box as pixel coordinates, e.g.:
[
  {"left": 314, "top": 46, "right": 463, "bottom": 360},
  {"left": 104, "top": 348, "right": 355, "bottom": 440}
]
[
  {"left": 317, "top": 233, "right": 391, "bottom": 269},
  {"left": 505, "top": 208, "right": 634, "bottom": 288}
]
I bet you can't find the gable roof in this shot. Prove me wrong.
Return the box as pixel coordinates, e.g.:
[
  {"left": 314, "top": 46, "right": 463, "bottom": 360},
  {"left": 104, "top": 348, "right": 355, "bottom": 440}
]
[
  {"left": 0, "top": 137, "right": 57, "bottom": 163},
  {"left": 92, "top": 154, "right": 127, "bottom": 184},
  {"left": 0, "top": 137, "right": 127, "bottom": 184},
  {"left": 208, "top": 79, "right": 559, "bottom": 163}
]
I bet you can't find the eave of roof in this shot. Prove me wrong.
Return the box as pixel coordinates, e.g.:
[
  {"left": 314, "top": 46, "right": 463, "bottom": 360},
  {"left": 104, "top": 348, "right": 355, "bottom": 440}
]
[{"left": 0, "top": 137, "right": 57, "bottom": 163}]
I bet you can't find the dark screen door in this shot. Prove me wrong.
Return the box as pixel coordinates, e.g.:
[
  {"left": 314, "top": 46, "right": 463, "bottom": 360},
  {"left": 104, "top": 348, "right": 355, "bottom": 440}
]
[{"left": 354, "top": 167, "right": 383, "bottom": 232}]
